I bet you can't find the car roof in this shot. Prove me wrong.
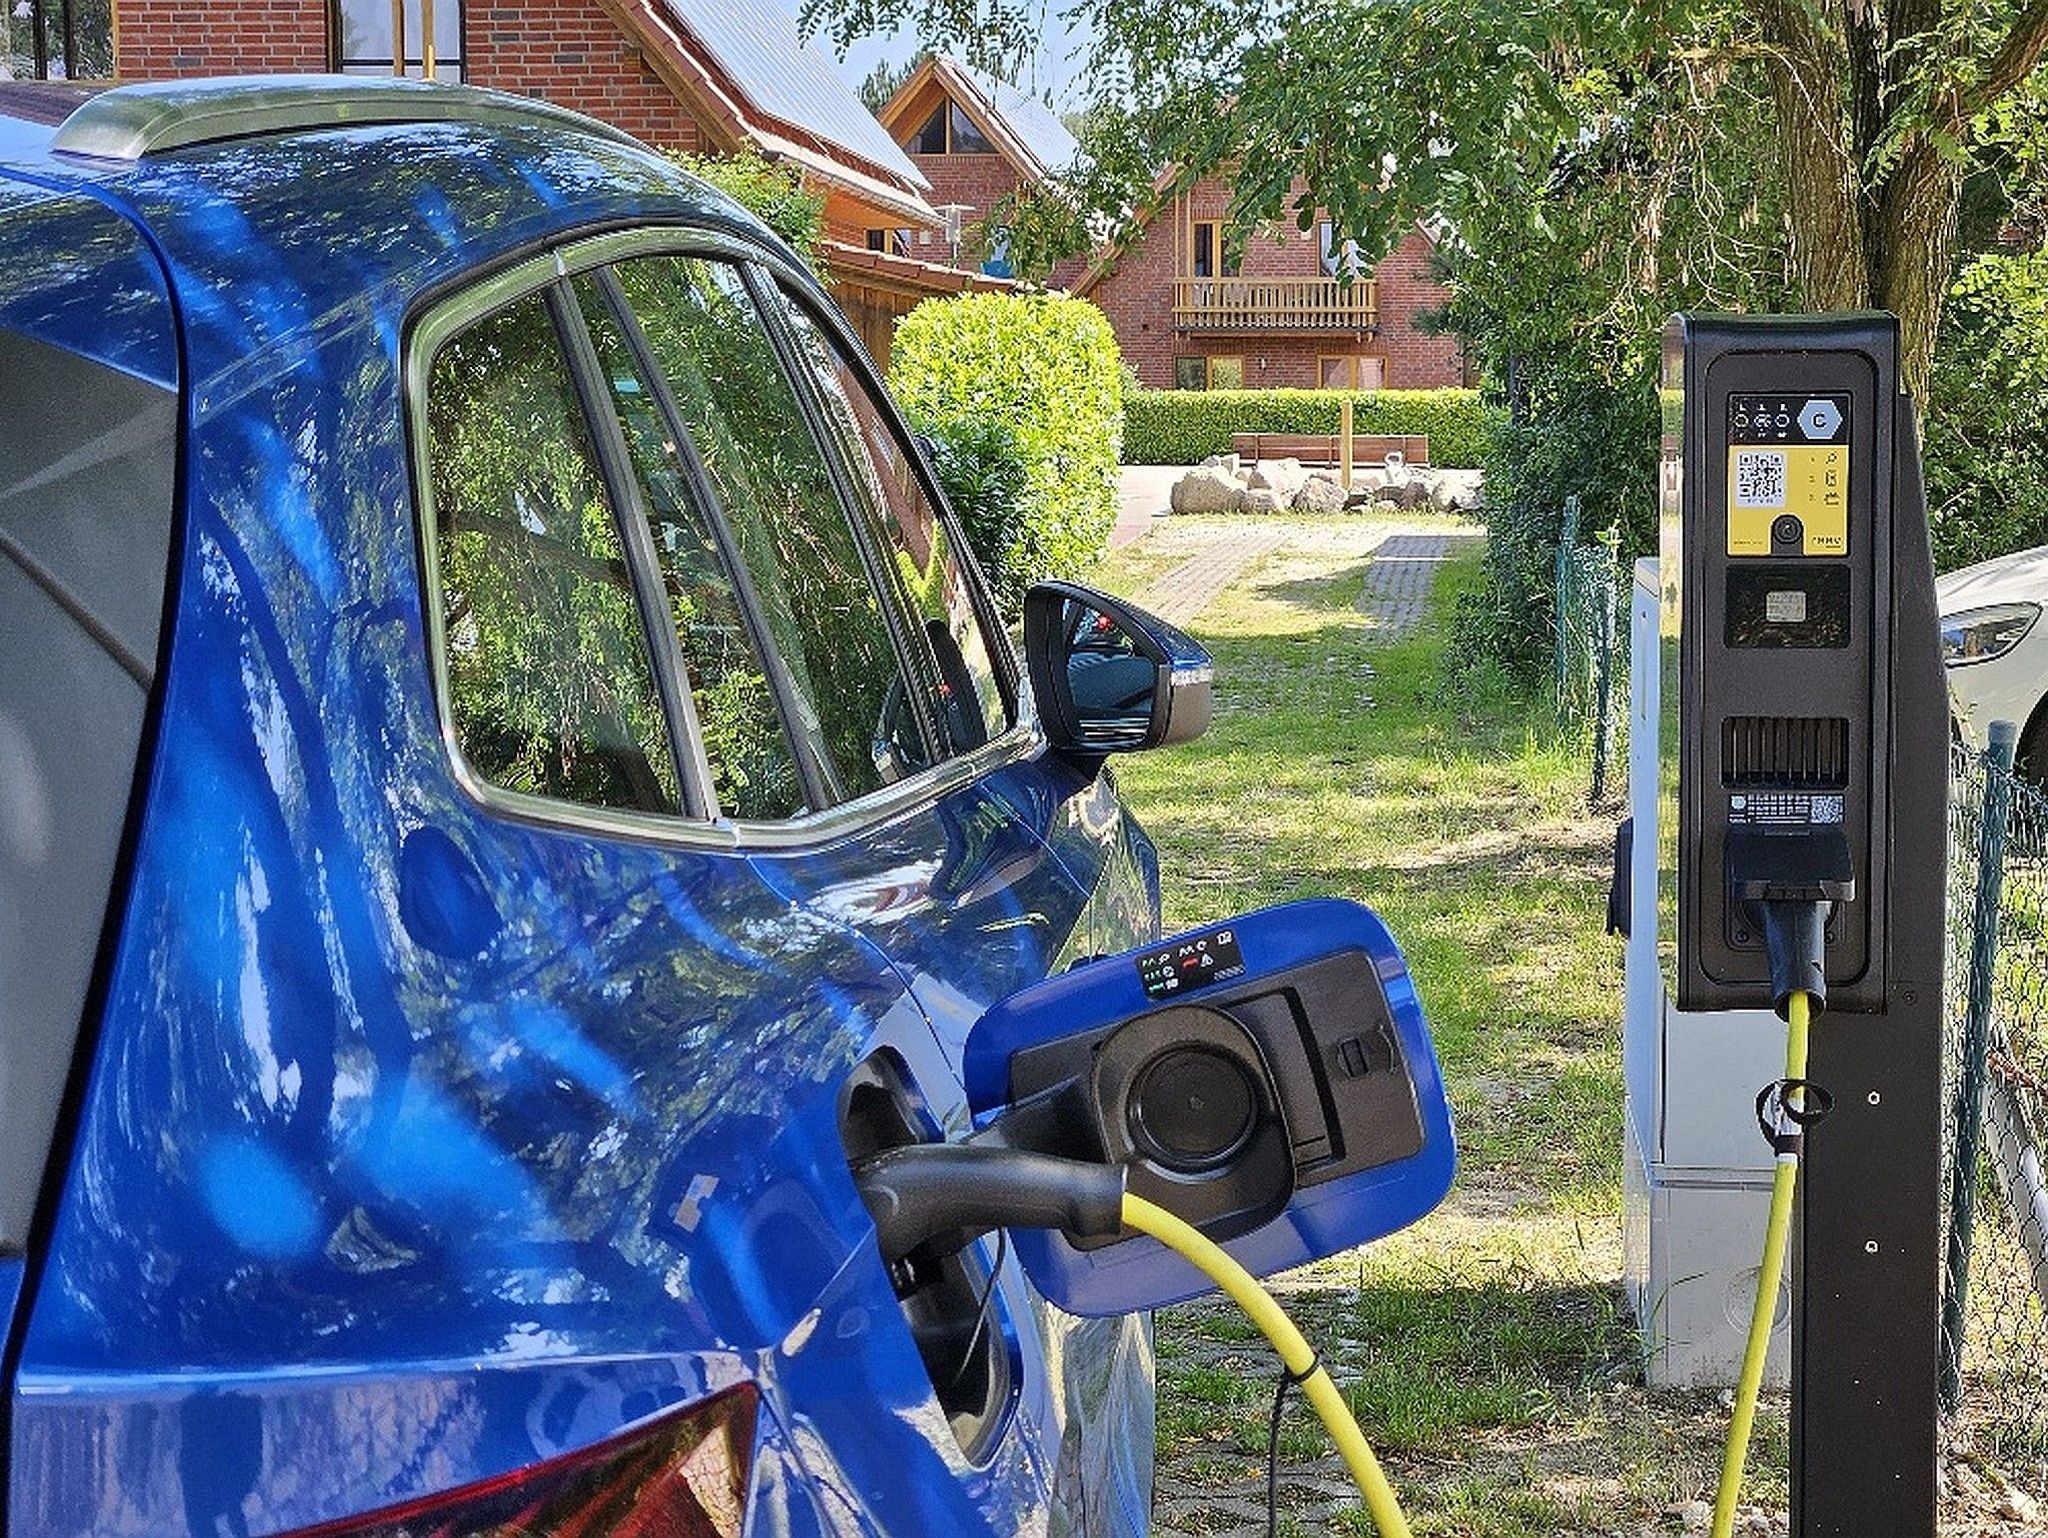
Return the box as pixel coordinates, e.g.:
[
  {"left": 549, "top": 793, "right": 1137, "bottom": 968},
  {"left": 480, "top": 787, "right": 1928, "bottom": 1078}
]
[{"left": 0, "top": 77, "right": 791, "bottom": 385}]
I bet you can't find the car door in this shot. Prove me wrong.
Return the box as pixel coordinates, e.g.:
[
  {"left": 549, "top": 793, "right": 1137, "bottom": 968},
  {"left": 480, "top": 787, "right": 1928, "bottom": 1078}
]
[{"left": 568, "top": 237, "right": 1157, "bottom": 1532}]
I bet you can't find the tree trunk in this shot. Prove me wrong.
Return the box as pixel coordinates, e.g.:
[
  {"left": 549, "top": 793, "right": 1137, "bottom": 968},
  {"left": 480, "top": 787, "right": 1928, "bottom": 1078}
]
[
  {"left": 1873, "top": 145, "right": 1963, "bottom": 401},
  {"left": 1752, "top": 0, "right": 1870, "bottom": 314}
]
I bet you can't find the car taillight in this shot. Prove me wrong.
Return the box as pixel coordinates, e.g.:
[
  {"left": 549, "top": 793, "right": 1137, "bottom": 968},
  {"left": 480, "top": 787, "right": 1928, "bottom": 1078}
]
[{"left": 286, "top": 1383, "right": 755, "bottom": 1538}]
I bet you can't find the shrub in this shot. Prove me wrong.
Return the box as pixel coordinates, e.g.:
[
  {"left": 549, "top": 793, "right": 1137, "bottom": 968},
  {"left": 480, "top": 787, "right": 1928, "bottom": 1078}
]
[
  {"left": 1121, "top": 388, "right": 1496, "bottom": 466},
  {"left": 918, "top": 416, "right": 1032, "bottom": 614},
  {"left": 891, "top": 294, "right": 1124, "bottom": 587},
  {"left": 1924, "top": 252, "right": 2048, "bottom": 573},
  {"left": 666, "top": 149, "right": 824, "bottom": 268}
]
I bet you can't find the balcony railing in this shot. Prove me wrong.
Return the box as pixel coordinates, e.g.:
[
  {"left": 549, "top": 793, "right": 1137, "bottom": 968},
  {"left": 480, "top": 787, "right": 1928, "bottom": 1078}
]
[{"left": 1173, "top": 276, "right": 1379, "bottom": 331}]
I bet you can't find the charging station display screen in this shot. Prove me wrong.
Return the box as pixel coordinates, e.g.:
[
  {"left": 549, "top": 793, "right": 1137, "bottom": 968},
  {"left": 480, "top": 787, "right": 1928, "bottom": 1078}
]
[
  {"left": 1725, "top": 565, "right": 1852, "bottom": 648},
  {"left": 1725, "top": 393, "right": 1850, "bottom": 558}
]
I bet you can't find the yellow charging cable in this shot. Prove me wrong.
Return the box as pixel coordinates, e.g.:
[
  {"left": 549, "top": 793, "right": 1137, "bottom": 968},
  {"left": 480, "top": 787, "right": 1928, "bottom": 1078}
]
[
  {"left": 1119, "top": 1190, "right": 1415, "bottom": 1538},
  {"left": 1710, "top": 987, "right": 1813, "bottom": 1538}
]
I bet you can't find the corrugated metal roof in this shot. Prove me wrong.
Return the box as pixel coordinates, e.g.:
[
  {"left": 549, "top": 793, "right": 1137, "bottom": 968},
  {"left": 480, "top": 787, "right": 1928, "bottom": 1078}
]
[
  {"left": 954, "top": 62, "right": 1082, "bottom": 179},
  {"left": 664, "top": 0, "right": 928, "bottom": 190}
]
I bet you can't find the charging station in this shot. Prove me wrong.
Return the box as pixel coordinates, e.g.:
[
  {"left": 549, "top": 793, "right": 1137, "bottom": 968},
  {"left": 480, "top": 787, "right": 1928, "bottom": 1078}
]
[{"left": 1627, "top": 313, "right": 1948, "bottom": 1536}]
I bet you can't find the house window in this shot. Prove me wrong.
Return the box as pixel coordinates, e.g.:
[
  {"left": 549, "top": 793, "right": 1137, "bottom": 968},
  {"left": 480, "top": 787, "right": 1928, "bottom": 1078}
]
[
  {"left": 909, "top": 105, "right": 949, "bottom": 154},
  {"left": 1317, "top": 221, "right": 1365, "bottom": 279},
  {"left": 5, "top": 0, "right": 113, "bottom": 79},
  {"left": 1176, "top": 356, "right": 1244, "bottom": 391},
  {"left": 334, "top": 0, "right": 462, "bottom": 79},
  {"left": 1190, "top": 221, "right": 1240, "bottom": 280},
  {"left": 1320, "top": 355, "right": 1386, "bottom": 390},
  {"left": 903, "top": 100, "right": 996, "bottom": 155},
  {"left": 947, "top": 102, "right": 995, "bottom": 154},
  {"left": 865, "top": 229, "right": 912, "bottom": 257}
]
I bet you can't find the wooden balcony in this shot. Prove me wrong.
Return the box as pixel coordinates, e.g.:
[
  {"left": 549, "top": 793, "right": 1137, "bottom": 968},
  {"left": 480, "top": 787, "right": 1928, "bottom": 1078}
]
[{"left": 1173, "top": 276, "right": 1379, "bottom": 333}]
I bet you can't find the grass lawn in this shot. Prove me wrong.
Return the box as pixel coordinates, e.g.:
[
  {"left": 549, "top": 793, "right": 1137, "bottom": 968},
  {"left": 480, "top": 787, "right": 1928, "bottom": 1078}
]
[{"left": 1086, "top": 517, "right": 1789, "bottom": 1537}]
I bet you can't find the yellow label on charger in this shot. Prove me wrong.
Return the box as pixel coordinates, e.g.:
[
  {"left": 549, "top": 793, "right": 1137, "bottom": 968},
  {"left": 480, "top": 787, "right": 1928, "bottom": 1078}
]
[{"left": 1726, "top": 444, "right": 1849, "bottom": 557}]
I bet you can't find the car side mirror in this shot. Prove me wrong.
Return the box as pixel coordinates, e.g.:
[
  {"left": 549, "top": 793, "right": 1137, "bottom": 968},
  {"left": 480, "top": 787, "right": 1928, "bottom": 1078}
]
[
  {"left": 1022, "top": 581, "right": 1212, "bottom": 756},
  {"left": 960, "top": 898, "right": 1456, "bottom": 1316}
]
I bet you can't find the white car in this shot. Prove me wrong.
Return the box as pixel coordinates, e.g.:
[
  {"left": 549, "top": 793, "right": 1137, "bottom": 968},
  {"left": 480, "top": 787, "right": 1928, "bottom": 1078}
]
[{"left": 1937, "top": 545, "right": 2048, "bottom": 773}]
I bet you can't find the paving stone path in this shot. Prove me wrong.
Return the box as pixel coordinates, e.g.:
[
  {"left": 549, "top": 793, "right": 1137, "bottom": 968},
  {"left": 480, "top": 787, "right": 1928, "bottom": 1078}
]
[
  {"left": 1133, "top": 528, "right": 1290, "bottom": 626},
  {"left": 1356, "top": 530, "right": 1484, "bottom": 636},
  {"left": 1133, "top": 522, "right": 1478, "bottom": 634}
]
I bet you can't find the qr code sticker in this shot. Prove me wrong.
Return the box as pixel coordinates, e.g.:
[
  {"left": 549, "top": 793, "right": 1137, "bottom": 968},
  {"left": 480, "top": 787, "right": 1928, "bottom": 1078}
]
[
  {"left": 1812, "top": 795, "right": 1845, "bottom": 825},
  {"left": 1735, "top": 449, "right": 1788, "bottom": 508}
]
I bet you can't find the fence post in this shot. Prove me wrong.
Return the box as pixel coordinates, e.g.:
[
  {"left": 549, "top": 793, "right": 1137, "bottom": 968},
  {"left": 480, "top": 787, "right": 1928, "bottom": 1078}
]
[
  {"left": 1589, "top": 525, "right": 1619, "bottom": 803},
  {"left": 1553, "top": 494, "right": 1581, "bottom": 706},
  {"left": 1940, "top": 718, "right": 2020, "bottom": 1415},
  {"left": 1340, "top": 398, "right": 1355, "bottom": 491}
]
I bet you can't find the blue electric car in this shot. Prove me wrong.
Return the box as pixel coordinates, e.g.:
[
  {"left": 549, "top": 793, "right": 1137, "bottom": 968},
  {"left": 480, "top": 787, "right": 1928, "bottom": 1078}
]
[{"left": 0, "top": 75, "right": 1456, "bottom": 1536}]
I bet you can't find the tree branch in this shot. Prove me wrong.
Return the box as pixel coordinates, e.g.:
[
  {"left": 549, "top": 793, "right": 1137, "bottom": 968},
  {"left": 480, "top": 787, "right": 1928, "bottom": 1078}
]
[{"left": 1962, "top": 0, "right": 2048, "bottom": 119}]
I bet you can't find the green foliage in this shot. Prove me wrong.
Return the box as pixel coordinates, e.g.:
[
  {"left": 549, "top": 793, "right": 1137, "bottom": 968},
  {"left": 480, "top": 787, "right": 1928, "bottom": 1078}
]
[
  {"left": 1925, "top": 252, "right": 2048, "bottom": 573},
  {"left": 918, "top": 416, "right": 1033, "bottom": 613},
  {"left": 891, "top": 293, "right": 1124, "bottom": 587},
  {"left": 665, "top": 149, "right": 824, "bottom": 267},
  {"left": 1120, "top": 388, "right": 1494, "bottom": 467},
  {"left": 856, "top": 50, "right": 928, "bottom": 112}
]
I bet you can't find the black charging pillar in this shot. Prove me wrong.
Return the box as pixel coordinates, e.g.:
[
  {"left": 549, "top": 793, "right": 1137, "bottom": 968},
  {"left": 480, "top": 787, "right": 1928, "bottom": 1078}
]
[{"left": 1660, "top": 314, "right": 1947, "bottom": 1536}]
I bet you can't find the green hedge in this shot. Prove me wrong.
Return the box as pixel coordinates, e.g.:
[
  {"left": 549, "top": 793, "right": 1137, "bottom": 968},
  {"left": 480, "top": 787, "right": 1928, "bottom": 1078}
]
[
  {"left": 1122, "top": 388, "right": 1495, "bottom": 467},
  {"left": 892, "top": 294, "right": 1123, "bottom": 592}
]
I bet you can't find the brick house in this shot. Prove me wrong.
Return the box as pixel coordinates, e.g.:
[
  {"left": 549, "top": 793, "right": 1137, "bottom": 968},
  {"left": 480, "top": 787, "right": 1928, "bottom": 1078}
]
[
  {"left": 872, "top": 53, "right": 1081, "bottom": 279},
  {"left": 1075, "top": 188, "right": 1463, "bottom": 392},
  {"left": 877, "top": 58, "right": 1464, "bottom": 391},
  {"left": 77, "top": 0, "right": 1005, "bottom": 361}
]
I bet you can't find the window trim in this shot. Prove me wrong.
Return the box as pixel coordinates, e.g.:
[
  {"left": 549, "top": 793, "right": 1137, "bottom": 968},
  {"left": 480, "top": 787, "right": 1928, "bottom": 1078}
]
[
  {"left": 403, "top": 225, "right": 1036, "bottom": 852},
  {"left": 580, "top": 265, "right": 830, "bottom": 816},
  {"left": 735, "top": 260, "right": 948, "bottom": 775},
  {"left": 742, "top": 268, "right": 1021, "bottom": 717}
]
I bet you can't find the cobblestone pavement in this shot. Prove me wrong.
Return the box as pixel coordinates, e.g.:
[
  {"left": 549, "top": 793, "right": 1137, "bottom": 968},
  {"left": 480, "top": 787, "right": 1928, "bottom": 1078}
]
[
  {"left": 1133, "top": 528, "right": 1289, "bottom": 626},
  {"left": 1357, "top": 530, "right": 1485, "bottom": 636}
]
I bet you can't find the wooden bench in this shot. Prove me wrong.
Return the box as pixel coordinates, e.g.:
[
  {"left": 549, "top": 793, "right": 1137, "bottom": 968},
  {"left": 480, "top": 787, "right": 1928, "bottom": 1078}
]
[{"left": 1230, "top": 432, "right": 1431, "bottom": 468}]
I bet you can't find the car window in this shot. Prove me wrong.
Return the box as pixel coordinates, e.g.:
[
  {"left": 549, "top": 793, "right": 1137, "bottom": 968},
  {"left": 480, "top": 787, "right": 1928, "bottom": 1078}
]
[
  {"left": 424, "top": 289, "right": 683, "bottom": 815},
  {"left": 570, "top": 272, "right": 809, "bottom": 822},
  {"left": 607, "top": 253, "right": 930, "bottom": 805},
  {"left": 766, "top": 291, "right": 1012, "bottom": 754}
]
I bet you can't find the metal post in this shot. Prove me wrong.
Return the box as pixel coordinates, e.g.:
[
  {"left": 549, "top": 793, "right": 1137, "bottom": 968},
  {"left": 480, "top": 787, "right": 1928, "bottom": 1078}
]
[
  {"left": 390, "top": 0, "right": 406, "bottom": 74},
  {"left": 1339, "top": 398, "right": 1354, "bottom": 491},
  {"left": 421, "top": 0, "right": 435, "bottom": 78},
  {"left": 1939, "top": 718, "right": 2018, "bottom": 1414},
  {"left": 1553, "top": 494, "right": 1580, "bottom": 706},
  {"left": 1590, "top": 526, "right": 1618, "bottom": 803}
]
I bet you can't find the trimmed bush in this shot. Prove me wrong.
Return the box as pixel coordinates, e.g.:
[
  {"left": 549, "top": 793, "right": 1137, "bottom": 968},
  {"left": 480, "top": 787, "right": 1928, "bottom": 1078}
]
[
  {"left": 919, "top": 417, "right": 1032, "bottom": 615},
  {"left": 1122, "top": 388, "right": 1495, "bottom": 467},
  {"left": 891, "top": 294, "right": 1124, "bottom": 589}
]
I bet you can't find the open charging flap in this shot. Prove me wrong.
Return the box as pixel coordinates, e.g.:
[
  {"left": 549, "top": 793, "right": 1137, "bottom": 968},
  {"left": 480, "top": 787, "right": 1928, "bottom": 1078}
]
[{"left": 962, "top": 898, "right": 1456, "bottom": 1317}]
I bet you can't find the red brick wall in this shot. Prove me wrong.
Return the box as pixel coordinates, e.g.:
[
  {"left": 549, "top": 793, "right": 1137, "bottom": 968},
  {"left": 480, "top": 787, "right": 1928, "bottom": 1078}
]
[
  {"left": 117, "top": 0, "right": 710, "bottom": 150},
  {"left": 906, "top": 149, "right": 1022, "bottom": 270},
  {"left": 1084, "top": 177, "right": 1463, "bottom": 390},
  {"left": 119, "top": 0, "right": 329, "bottom": 78}
]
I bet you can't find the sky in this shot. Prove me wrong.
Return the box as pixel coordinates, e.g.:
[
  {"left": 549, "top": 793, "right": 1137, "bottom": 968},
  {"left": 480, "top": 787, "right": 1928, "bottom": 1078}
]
[{"left": 812, "top": 1, "right": 1093, "bottom": 112}]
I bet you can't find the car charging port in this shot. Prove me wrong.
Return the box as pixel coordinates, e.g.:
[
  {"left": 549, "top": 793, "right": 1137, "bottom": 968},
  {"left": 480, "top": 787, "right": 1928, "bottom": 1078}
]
[{"left": 839, "top": 1051, "right": 1018, "bottom": 1462}]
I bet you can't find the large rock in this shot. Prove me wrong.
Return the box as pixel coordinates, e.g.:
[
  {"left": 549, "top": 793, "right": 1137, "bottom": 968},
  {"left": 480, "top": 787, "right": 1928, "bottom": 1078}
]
[
  {"left": 1171, "top": 466, "right": 1247, "bottom": 514},
  {"left": 1242, "top": 487, "right": 1287, "bottom": 515},
  {"left": 1246, "top": 458, "right": 1306, "bottom": 499},
  {"left": 1293, "top": 474, "right": 1348, "bottom": 514}
]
